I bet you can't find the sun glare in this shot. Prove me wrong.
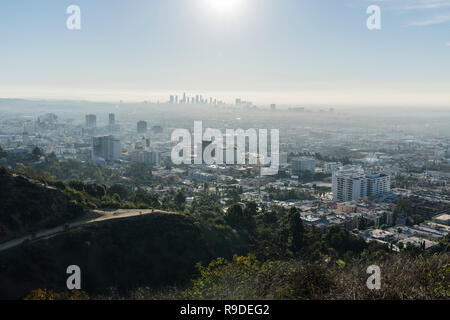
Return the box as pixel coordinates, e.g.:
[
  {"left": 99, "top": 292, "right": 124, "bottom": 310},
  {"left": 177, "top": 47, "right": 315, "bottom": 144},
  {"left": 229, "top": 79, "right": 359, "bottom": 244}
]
[{"left": 203, "top": 0, "right": 244, "bottom": 16}]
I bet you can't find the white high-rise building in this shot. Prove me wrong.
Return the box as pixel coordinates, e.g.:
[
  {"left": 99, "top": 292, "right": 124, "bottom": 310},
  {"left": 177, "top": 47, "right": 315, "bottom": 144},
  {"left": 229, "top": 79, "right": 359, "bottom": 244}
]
[
  {"left": 367, "top": 173, "right": 391, "bottom": 196},
  {"left": 332, "top": 166, "right": 366, "bottom": 202},
  {"left": 332, "top": 166, "right": 390, "bottom": 202}
]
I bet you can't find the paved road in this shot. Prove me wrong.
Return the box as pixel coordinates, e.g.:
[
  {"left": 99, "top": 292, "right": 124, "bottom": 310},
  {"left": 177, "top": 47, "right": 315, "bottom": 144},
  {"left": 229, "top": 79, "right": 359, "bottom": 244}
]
[{"left": 0, "top": 209, "right": 173, "bottom": 252}]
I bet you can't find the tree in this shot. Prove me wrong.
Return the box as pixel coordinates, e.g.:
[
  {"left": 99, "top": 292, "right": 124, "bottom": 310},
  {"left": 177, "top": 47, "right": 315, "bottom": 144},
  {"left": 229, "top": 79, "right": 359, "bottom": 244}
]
[
  {"left": 31, "top": 147, "right": 44, "bottom": 161},
  {"left": 174, "top": 191, "right": 186, "bottom": 211},
  {"left": 85, "top": 183, "right": 106, "bottom": 198},
  {"left": 112, "top": 193, "right": 121, "bottom": 202},
  {"left": 394, "top": 199, "right": 414, "bottom": 216},
  {"left": 108, "top": 184, "right": 132, "bottom": 201},
  {"left": 46, "top": 152, "right": 58, "bottom": 164},
  {"left": 0, "top": 145, "right": 7, "bottom": 158},
  {"left": 244, "top": 201, "right": 258, "bottom": 217},
  {"left": 358, "top": 216, "right": 367, "bottom": 230},
  {"left": 225, "top": 203, "right": 244, "bottom": 228},
  {"left": 125, "top": 162, "right": 152, "bottom": 181},
  {"left": 225, "top": 203, "right": 255, "bottom": 230},
  {"left": 278, "top": 207, "right": 305, "bottom": 255},
  {"left": 69, "top": 180, "right": 85, "bottom": 192},
  {"left": 54, "top": 180, "right": 66, "bottom": 190},
  {"left": 135, "top": 188, "right": 160, "bottom": 208},
  {"left": 15, "top": 163, "right": 36, "bottom": 177}
]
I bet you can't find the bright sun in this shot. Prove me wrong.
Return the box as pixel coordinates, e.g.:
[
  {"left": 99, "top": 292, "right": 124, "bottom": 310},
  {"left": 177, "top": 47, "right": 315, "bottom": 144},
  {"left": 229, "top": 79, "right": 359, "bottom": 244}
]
[{"left": 204, "top": 0, "right": 244, "bottom": 16}]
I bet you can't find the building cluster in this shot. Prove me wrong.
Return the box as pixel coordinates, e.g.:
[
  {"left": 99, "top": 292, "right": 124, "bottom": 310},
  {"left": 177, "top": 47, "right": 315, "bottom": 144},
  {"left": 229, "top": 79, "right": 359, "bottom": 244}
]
[
  {"left": 169, "top": 93, "right": 224, "bottom": 105},
  {"left": 332, "top": 166, "right": 391, "bottom": 202},
  {"left": 85, "top": 114, "right": 169, "bottom": 167},
  {"left": 360, "top": 216, "right": 449, "bottom": 250}
]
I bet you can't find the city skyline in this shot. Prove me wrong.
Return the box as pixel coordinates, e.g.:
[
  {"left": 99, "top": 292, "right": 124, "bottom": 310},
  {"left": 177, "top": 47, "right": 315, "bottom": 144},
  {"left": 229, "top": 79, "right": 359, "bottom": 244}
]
[{"left": 0, "top": 0, "right": 449, "bottom": 107}]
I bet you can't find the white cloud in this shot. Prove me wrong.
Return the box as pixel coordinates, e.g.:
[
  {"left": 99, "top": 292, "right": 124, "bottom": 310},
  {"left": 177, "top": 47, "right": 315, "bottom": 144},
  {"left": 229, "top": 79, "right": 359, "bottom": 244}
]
[
  {"left": 409, "top": 14, "right": 450, "bottom": 25},
  {"left": 403, "top": 0, "right": 450, "bottom": 10},
  {"left": 354, "top": 0, "right": 450, "bottom": 12},
  {"left": 358, "top": 0, "right": 450, "bottom": 10},
  {"left": 446, "top": 42, "right": 450, "bottom": 46}
]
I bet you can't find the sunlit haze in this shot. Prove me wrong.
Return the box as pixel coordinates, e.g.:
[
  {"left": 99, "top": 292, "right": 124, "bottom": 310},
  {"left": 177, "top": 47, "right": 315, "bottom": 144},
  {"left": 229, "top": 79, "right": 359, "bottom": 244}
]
[
  {"left": 201, "top": 0, "right": 245, "bottom": 16},
  {"left": 0, "top": 0, "right": 449, "bottom": 107}
]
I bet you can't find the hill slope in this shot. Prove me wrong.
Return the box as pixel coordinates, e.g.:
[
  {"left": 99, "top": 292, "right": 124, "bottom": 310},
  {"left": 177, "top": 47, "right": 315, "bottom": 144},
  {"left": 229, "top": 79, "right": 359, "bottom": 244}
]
[
  {"left": 0, "top": 212, "right": 247, "bottom": 299},
  {"left": 0, "top": 167, "right": 86, "bottom": 242}
]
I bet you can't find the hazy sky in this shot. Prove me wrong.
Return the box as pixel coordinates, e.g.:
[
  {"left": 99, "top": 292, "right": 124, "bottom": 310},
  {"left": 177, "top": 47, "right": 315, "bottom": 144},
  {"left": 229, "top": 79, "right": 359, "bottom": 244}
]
[{"left": 0, "top": 0, "right": 449, "bottom": 107}]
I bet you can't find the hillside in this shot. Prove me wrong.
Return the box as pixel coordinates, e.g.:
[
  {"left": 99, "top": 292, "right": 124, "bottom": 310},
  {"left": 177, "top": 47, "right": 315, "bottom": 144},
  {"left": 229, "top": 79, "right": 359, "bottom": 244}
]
[
  {"left": 0, "top": 167, "right": 86, "bottom": 242},
  {"left": 0, "top": 167, "right": 447, "bottom": 301},
  {"left": 0, "top": 212, "right": 247, "bottom": 299}
]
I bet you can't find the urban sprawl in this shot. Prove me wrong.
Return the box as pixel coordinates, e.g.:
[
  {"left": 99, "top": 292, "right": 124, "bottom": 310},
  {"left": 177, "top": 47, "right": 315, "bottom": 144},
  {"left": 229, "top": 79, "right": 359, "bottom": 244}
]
[{"left": 1, "top": 97, "right": 449, "bottom": 252}]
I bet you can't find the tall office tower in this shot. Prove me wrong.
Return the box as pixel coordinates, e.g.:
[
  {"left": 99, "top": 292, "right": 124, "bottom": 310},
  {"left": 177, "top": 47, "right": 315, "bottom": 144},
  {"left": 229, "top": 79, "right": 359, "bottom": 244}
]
[
  {"left": 214, "top": 99, "right": 217, "bottom": 105},
  {"left": 332, "top": 166, "right": 390, "bottom": 202},
  {"left": 236, "top": 98, "right": 241, "bottom": 105},
  {"left": 182, "top": 92, "right": 186, "bottom": 104},
  {"left": 92, "top": 135, "right": 121, "bottom": 162},
  {"left": 209, "top": 97, "right": 213, "bottom": 104},
  {"left": 109, "top": 113, "right": 115, "bottom": 127},
  {"left": 291, "top": 157, "right": 316, "bottom": 175},
  {"left": 175, "top": 96, "right": 178, "bottom": 104},
  {"left": 196, "top": 95, "right": 199, "bottom": 104},
  {"left": 85, "top": 114, "right": 97, "bottom": 128},
  {"left": 170, "top": 95, "right": 175, "bottom": 104},
  {"left": 270, "top": 104, "right": 277, "bottom": 111},
  {"left": 137, "top": 121, "right": 148, "bottom": 134}
]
